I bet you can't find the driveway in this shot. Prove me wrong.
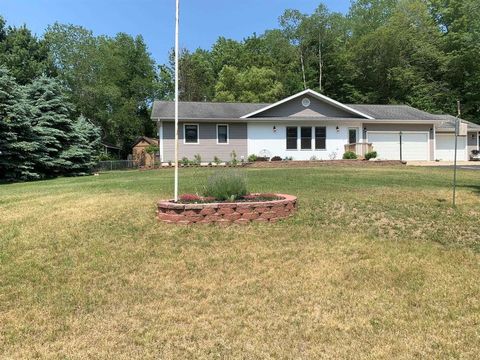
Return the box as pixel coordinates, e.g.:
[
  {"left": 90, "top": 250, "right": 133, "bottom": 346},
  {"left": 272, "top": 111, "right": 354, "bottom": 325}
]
[{"left": 444, "top": 164, "right": 480, "bottom": 171}]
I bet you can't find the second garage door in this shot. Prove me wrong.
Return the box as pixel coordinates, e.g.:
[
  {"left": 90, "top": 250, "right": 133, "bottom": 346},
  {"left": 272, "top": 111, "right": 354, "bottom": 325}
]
[
  {"left": 435, "top": 134, "right": 467, "bottom": 161},
  {"left": 368, "top": 132, "right": 430, "bottom": 161}
]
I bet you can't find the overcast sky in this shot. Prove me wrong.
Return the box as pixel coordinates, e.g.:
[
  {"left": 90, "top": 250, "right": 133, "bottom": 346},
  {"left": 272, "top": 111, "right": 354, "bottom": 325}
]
[{"left": 0, "top": 0, "right": 350, "bottom": 64}]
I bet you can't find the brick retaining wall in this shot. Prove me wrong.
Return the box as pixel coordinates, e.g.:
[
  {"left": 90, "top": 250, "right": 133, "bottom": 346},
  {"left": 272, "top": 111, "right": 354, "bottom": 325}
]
[{"left": 157, "top": 194, "right": 297, "bottom": 225}]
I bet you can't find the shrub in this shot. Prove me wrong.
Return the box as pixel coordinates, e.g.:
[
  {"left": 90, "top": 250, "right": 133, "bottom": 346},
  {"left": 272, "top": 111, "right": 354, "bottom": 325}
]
[
  {"left": 343, "top": 151, "right": 357, "bottom": 160},
  {"left": 271, "top": 156, "right": 282, "bottom": 161},
  {"left": 203, "top": 171, "right": 247, "bottom": 201},
  {"left": 365, "top": 151, "right": 377, "bottom": 160},
  {"left": 248, "top": 154, "right": 258, "bottom": 162},
  {"left": 193, "top": 153, "right": 202, "bottom": 166},
  {"left": 213, "top": 156, "right": 221, "bottom": 166},
  {"left": 284, "top": 156, "right": 293, "bottom": 161},
  {"left": 181, "top": 157, "right": 190, "bottom": 166},
  {"left": 310, "top": 155, "right": 318, "bottom": 161},
  {"left": 145, "top": 144, "right": 158, "bottom": 155},
  {"left": 230, "top": 150, "right": 238, "bottom": 166}
]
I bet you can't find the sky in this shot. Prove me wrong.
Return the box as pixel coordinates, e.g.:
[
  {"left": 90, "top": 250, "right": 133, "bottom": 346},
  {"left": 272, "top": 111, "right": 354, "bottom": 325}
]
[{"left": 0, "top": 0, "right": 350, "bottom": 65}]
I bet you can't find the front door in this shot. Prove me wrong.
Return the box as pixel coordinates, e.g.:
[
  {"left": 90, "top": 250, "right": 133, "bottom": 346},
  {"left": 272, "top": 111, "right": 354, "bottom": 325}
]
[{"left": 348, "top": 128, "right": 358, "bottom": 144}]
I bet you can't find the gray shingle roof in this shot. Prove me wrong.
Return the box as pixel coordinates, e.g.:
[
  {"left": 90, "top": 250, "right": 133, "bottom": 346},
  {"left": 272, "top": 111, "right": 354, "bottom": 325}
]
[
  {"left": 435, "top": 115, "right": 480, "bottom": 131},
  {"left": 347, "top": 104, "right": 442, "bottom": 121},
  {"left": 151, "top": 100, "right": 479, "bottom": 129},
  {"left": 151, "top": 101, "right": 268, "bottom": 119}
]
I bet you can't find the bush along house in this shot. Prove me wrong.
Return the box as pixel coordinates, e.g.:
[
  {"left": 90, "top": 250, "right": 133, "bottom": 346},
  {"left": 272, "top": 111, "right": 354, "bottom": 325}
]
[{"left": 151, "top": 89, "right": 480, "bottom": 163}]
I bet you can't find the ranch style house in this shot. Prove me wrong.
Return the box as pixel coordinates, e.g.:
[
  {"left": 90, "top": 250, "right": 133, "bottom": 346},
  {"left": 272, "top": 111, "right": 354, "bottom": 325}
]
[{"left": 151, "top": 89, "right": 480, "bottom": 163}]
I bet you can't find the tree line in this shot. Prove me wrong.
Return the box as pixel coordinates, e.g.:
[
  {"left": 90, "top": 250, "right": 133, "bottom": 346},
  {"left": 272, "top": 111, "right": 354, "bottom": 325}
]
[
  {"left": 160, "top": 0, "right": 479, "bottom": 123},
  {"left": 1, "top": 0, "right": 479, "bottom": 181},
  {"left": 0, "top": 15, "right": 158, "bottom": 181}
]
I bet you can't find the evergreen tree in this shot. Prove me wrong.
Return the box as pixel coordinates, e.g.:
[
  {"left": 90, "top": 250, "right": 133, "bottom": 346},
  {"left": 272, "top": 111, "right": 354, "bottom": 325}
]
[
  {"left": 25, "top": 76, "right": 76, "bottom": 177},
  {"left": 60, "top": 115, "right": 101, "bottom": 175},
  {"left": 0, "top": 67, "right": 40, "bottom": 181}
]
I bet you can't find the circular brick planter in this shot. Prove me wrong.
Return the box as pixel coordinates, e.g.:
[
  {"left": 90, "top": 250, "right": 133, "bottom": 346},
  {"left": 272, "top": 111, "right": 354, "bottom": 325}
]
[{"left": 157, "top": 194, "right": 297, "bottom": 225}]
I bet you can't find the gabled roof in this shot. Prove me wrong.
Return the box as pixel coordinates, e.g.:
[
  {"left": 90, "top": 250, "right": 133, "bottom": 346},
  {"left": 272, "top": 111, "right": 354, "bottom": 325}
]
[
  {"left": 150, "top": 91, "right": 480, "bottom": 126},
  {"left": 132, "top": 136, "right": 159, "bottom": 147},
  {"left": 240, "top": 89, "right": 374, "bottom": 119}
]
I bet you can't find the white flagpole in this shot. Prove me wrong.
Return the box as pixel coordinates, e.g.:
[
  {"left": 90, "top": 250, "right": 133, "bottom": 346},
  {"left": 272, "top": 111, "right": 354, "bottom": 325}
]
[
  {"left": 174, "top": 0, "right": 179, "bottom": 201},
  {"left": 453, "top": 100, "right": 460, "bottom": 207}
]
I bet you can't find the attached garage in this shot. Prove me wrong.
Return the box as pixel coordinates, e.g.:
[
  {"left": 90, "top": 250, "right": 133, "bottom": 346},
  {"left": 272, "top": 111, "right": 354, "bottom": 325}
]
[
  {"left": 368, "top": 131, "right": 430, "bottom": 161},
  {"left": 435, "top": 134, "right": 467, "bottom": 161}
]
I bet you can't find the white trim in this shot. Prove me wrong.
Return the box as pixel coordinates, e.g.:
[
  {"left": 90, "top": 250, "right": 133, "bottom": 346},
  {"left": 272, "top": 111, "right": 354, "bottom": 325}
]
[
  {"left": 240, "top": 89, "right": 375, "bottom": 119},
  {"left": 477, "top": 131, "right": 479, "bottom": 151},
  {"left": 285, "top": 126, "right": 298, "bottom": 150},
  {"left": 348, "top": 127, "right": 359, "bottom": 144},
  {"left": 159, "top": 120, "right": 164, "bottom": 161},
  {"left": 367, "top": 130, "right": 430, "bottom": 134},
  {"left": 183, "top": 123, "right": 199, "bottom": 144},
  {"left": 285, "top": 125, "right": 328, "bottom": 151},
  {"left": 433, "top": 125, "right": 436, "bottom": 161},
  {"left": 216, "top": 124, "right": 229, "bottom": 145},
  {"left": 300, "top": 126, "right": 313, "bottom": 150}
]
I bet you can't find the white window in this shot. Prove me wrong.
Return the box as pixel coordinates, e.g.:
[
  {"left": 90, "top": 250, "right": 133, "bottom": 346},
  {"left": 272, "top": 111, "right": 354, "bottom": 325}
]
[
  {"left": 217, "top": 124, "right": 229, "bottom": 144},
  {"left": 184, "top": 124, "right": 199, "bottom": 144}
]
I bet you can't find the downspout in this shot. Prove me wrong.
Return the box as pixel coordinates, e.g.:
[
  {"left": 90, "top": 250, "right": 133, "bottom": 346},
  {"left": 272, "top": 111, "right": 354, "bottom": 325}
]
[{"left": 158, "top": 120, "right": 164, "bottom": 163}]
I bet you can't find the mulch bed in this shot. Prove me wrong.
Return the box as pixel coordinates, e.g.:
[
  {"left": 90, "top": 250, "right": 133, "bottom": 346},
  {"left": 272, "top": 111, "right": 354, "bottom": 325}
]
[{"left": 245, "top": 160, "right": 406, "bottom": 168}]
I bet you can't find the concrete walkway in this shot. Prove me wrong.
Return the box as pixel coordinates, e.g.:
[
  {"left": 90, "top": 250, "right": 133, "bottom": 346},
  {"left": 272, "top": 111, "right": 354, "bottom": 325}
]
[{"left": 407, "top": 161, "right": 480, "bottom": 170}]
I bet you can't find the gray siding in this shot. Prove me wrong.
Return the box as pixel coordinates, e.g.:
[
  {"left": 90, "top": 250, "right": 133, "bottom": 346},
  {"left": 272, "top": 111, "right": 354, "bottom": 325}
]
[
  {"left": 253, "top": 94, "right": 362, "bottom": 118},
  {"left": 162, "top": 122, "right": 247, "bottom": 162},
  {"left": 467, "top": 131, "right": 479, "bottom": 153},
  {"left": 364, "top": 123, "right": 434, "bottom": 160}
]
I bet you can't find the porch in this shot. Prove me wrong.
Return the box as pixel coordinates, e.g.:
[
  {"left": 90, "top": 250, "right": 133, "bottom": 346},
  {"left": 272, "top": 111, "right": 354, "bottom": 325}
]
[{"left": 344, "top": 142, "right": 374, "bottom": 158}]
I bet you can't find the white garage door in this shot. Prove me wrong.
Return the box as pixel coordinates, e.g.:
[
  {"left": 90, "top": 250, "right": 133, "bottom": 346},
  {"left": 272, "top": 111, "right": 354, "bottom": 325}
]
[
  {"left": 402, "top": 133, "right": 430, "bottom": 161},
  {"left": 368, "top": 132, "right": 429, "bottom": 161},
  {"left": 436, "top": 134, "right": 467, "bottom": 161}
]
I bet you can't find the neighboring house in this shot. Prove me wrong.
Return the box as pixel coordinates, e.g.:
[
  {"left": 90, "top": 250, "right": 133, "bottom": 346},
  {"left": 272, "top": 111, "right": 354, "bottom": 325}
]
[
  {"left": 151, "top": 89, "right": 480, "bottom": 162},
  {"left": 132, "top": 136, "right": 159, "bottom": 167}
]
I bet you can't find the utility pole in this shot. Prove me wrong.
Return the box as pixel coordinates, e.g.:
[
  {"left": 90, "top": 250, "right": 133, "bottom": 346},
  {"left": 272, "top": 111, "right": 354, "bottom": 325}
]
[
  {"left": 452, "top": 100, "right": 461, "bottom": 208},
  {"left": 174, "top": 0, "right": 180, "bottom": 201}
]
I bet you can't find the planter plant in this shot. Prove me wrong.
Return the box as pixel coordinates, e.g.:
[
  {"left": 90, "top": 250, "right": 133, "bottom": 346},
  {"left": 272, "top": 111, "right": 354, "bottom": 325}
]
[{"left": 157, "top": 170, "right": 297, "bottom": 225}]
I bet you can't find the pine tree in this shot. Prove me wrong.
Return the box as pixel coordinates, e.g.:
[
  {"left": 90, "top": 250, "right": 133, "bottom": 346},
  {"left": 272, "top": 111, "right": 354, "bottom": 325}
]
[
  {"left": 26, "top": 76, "right": 76, "bottom": 177},
  {"left": 60, "top": 115, "right": 101, "bottom": 175},
  {"left": 0, "top": 67, "right": 40, "bottom": 181}
]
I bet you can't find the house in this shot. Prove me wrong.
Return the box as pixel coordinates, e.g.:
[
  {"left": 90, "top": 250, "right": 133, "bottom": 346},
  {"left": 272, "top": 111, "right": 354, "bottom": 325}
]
[
  {"left": 151, "top": 89, "right": 480, "bottom": 162},
  {"left": 131, "top": 136, "right": 159, "bottom": 167}
]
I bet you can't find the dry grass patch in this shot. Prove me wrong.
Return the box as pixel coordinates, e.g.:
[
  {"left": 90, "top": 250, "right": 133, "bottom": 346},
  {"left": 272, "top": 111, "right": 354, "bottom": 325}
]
[{"left": 0, "top": 166, "right": 479, "bottom": 358}]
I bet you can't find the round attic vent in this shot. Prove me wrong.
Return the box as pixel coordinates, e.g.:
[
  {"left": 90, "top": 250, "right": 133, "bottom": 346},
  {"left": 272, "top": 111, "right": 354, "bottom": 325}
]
[{"left": 302, "top": 98, "right": 311, "bottom": 107}]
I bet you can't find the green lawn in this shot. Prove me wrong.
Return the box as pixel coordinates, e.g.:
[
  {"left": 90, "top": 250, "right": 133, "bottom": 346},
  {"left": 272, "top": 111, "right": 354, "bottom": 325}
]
[{"left": 1, "top": 166, "right": 479, "bottom": 358}]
